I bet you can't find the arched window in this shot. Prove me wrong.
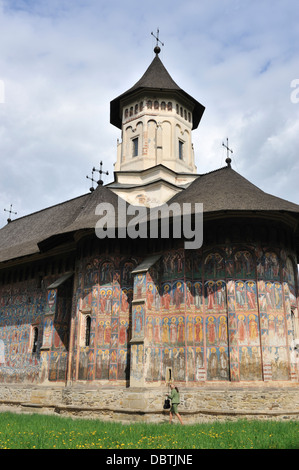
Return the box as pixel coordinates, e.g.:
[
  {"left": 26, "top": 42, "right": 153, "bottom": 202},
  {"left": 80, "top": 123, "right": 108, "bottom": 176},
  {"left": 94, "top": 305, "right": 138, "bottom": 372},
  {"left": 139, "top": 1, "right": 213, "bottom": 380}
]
[
  {"left": 167, "top": 102, "right": 172, "bottom": 111},
  {"left": 139, "top": 101, "right": 143, "bottom": 111},
  {"left": 147, "top": 100, "right": 152, "bottom": 109},
  {"left": 161, "top": 101, "right": 166, "bottom": 110},
  {"left": 125, "top": 109, "right": 128, "bottom": 118},
  {"left": 135, "top": 104, "right": 139, "bottom": 114},
  {"left": 176, "top": 104, "right": 179, "bottom": 114},
  {"left": 154, "top": 100, "right": 159, "bottom": 110},
  {"left": 130, "top": 107, "right": 133, "bottom": 116},
  {"left": 132, "top": 137, "right": 139, "bottom": 157},
  {"left": 32, "top": 327, "right": 38, "bottom": 353},
  {"left": 85, "top": 316, "right": 91, "bottom": 347}
]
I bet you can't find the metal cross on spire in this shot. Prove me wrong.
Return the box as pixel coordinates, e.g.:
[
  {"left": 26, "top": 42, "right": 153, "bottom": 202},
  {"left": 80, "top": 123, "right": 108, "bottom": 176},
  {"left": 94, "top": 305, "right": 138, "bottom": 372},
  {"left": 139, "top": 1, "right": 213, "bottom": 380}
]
[
  {"left": 4, "top": 204, "right": 17, "bottom": 223},
  {"left": 151, "top": 28, "right": 164, "bottom": 55},
  {"left": 222, "top": 138, "right": 233, "bottom": 168},
  {"left": 92, "top": 161, "right": 109, "bottom": 186}
]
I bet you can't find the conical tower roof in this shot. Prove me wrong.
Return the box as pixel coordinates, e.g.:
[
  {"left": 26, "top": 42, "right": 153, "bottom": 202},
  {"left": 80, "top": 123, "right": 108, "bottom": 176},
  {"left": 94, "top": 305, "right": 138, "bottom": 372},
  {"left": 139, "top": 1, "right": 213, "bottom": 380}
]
[{"left": 110, "top": 52, "right": 205, "bottom": 130}]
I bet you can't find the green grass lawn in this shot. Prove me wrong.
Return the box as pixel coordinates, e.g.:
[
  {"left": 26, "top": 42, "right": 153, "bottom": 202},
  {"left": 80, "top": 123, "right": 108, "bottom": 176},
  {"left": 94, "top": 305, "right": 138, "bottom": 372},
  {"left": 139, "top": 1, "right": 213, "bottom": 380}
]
[{"left": 0, "top": 412, "right": 298, "bottom": 449}]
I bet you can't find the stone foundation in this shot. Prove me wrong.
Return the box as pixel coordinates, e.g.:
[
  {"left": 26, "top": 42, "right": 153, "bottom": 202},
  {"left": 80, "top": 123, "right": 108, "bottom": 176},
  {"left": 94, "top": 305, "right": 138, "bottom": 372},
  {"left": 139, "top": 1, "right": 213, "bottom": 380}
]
[{"left": 0, "top": 383, "right": 299, "bottom": 423}]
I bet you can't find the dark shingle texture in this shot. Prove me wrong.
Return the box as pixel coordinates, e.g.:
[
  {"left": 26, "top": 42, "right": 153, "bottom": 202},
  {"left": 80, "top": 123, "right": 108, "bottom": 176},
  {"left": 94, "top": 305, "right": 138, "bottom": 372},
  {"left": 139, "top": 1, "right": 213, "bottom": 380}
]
[
  {"left": 0, "top": 185, "right": 128, "bottom": 263},
  {"left": 169, "top": 166, "right": 299, "bottom": 213},
  {"left": 0, "top": 194, "right": 88, "bottom": 263}
]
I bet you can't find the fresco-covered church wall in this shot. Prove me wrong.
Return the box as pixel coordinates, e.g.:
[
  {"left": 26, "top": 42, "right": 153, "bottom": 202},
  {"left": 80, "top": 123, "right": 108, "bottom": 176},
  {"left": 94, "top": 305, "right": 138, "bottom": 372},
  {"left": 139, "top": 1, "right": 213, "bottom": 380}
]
[
  {"left": 0, "top": 270, "right": 73, "bottom": 384},
  {"left": 142, "top": 244, "right": 298, "bottom": 384},
  {"left": 47, "top": 280, "right": 73, "bottom": 382},
  {"left": 0, "top": 279, "right": 46, "bottom": 383},
  {"left": 143, "top": 249, "right": 230, "bottom": 383},
  {"left": 0, "top": 240, "right": 297, "bottom": 386},
  {"left": 72, "top": 254, "right": 140, "bottom": 383}
]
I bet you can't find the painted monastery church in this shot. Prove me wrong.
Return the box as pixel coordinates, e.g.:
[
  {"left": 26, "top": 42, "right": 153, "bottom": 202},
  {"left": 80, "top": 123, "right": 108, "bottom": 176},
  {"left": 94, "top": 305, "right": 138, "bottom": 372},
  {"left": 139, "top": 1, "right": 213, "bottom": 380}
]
[{"left": 0, "top": 43, "right": 299, "bottom": 418}]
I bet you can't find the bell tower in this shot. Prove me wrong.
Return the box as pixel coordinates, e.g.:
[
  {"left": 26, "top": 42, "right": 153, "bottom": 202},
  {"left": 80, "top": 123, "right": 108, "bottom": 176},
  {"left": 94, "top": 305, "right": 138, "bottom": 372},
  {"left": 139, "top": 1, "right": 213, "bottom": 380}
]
[{"left": 108, "top": 41, "right": 205, "bottom": 206}]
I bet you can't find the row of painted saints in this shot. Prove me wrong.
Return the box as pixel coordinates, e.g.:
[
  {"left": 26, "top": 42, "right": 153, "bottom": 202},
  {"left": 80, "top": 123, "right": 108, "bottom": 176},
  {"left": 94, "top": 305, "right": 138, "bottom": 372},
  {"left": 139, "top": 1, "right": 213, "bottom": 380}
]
[
  {"left": 81, "top": 251, "right": 295, "bottom": 287},
  {"left": 161, "top": 250, "right": 289, "bottom": 280},
  {"left": 82, "top": 260, "right": 137, "bottom": 287},
  {"left": 145, "top": 313, "right": 265, "bottom": 346},
  {"left": 82, "top": 280, "right": 288, "bottom": 316},
  {"left": 80, "top": 251, "right": 296, "bottom": 318},
  {"left": 146, "top": 279, "right": 285, "bottom": 313}
]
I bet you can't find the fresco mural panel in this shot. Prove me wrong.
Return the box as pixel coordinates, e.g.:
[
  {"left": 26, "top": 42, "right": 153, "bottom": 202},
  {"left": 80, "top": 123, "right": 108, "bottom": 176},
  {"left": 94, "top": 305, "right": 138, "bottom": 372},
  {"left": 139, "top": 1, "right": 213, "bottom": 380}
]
[
  {"left": 0, "top": 242, "right": 297, "bottom": 386},
  {"left": 74, "top": 255, "right": 138, "bottom": 383}
]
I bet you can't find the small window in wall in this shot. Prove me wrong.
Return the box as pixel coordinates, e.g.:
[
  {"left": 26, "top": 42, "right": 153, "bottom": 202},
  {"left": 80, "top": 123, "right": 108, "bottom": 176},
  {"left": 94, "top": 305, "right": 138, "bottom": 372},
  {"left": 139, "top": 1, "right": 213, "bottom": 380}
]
[
  {"left": 178, "top": 140, "right": 184, "bottom": 160},
  {"left": 32, "top": 327, "right": 39, "bottom": 353},
  {"left": 85, "top": 315, "right": 91, "bottom": 347},
  {"left": 291, "top": 310, "right": 298, "bottom": 342},
  {"left": 166, "top": 367, "right": 172, "bottom": 383},
  {"left": 132, "top": 137, "right": 139, "bottom": 157}
]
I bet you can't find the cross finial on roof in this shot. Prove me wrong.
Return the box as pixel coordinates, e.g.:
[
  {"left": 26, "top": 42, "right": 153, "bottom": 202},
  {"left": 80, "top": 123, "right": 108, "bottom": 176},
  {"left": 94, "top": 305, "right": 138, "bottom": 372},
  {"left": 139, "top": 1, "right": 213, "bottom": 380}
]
[
  {"left": 93, "top": 161, "right": 109, "bottom": 186},
  {"left": 222, "top": 138, "right": 233, "bottom": 168},
  {"left": 151, "top": 28, "right": 164, "bottom": 55},
  {"left": 86, "top": 169, "right": 97, "bottom": 192},
  {"left": 4, "top": 204, "right": 17, "bottom": 223}
]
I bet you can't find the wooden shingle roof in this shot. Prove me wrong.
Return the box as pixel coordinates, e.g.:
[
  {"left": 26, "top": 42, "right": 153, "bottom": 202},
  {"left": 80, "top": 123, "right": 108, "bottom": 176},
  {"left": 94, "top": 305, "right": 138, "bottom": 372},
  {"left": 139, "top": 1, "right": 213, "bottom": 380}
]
[
  {"left": 169, "top": 166, "right": 299, "bottom": 213},
  {"left": 0, "top": 185, "right": 128, "bottom": 264},
  {"left": 0, "top": 193, "right": 88, "bottom": 263},
  {"left": 1, "top": 166, "right": 298, "bottom": 264}
]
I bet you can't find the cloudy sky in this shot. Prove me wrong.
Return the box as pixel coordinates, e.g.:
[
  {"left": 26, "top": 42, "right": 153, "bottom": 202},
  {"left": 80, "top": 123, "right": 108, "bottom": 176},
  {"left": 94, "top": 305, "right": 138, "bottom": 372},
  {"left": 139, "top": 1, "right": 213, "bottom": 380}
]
[{"left": 0, "top": 0, "right": 298, "bottom": 227}]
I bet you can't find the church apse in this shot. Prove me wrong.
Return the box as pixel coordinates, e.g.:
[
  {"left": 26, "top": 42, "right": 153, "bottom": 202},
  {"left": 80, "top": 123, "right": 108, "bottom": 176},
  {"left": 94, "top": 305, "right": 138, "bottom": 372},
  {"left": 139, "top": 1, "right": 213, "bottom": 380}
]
[{"left": 138, "top": 243, "right": 298, "bottom": 385}]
